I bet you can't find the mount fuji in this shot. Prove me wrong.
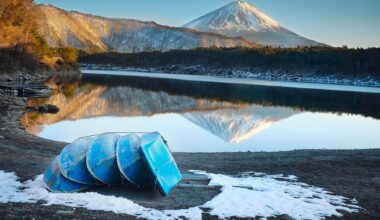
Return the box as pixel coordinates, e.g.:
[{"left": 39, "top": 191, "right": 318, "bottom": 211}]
[{"left": 183, "top": 0, "right": 325, "bottom": 47}]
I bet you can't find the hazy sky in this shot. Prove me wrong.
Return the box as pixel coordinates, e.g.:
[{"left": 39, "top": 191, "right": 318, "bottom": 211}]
[{"left": 35, "top": 0, "right": 380, "bottom": 48}]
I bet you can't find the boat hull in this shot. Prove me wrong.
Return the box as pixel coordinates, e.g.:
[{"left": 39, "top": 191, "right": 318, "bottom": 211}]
[
  {"left": 116, "top": 134, "right": 152, "bottom": 187},
  {"left": 86, "top": 133, "right": 121, "bottom": 185},
  {"left": 59, "top": 136, "right": 96, "bottom": 185},
  {"left": 140, "top": 132, "right": 182, "bottom": 196},
  {"left": 43, "top": 156, "right": 90, "bottom": 192}
]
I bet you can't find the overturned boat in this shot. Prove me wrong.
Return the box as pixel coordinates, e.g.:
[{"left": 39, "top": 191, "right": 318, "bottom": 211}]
[{"left": 43, "top": 132, "right": 182, "bottom": 196}]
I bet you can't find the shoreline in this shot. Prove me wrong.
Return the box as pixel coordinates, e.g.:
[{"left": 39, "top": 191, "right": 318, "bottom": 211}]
[
  {"left": 81, "top": 64, "right": 380, "bottom": 90},
  {"left": 0, "top": 85, "right": 379, "bottom": 219},
  {"left": 82, "top": 69, "right": 380, "bottom": 94}
]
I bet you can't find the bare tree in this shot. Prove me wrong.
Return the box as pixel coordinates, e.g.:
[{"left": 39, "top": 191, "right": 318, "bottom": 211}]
[{"left": 0, "top": 0, "right": 39, "bottom": 46}]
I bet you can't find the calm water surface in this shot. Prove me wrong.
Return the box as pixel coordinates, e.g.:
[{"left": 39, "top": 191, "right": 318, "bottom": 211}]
[{"left": 23, "top": 72, "right": 380, "bottom": 152}]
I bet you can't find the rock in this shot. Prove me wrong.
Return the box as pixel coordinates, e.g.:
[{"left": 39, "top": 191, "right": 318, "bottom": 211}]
[
  {"left": 55, "top": 210, "right": 74, "bottom": 215},
  {"left": 0, "top": 74, "right": 12, "bottom": 82},
  {"left": 37, "top": 104, "right": 60, "bottom": 114}
]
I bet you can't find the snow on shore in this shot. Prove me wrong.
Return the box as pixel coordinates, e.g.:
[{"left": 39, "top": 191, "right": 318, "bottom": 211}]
[{"left": 0, "top": 170, "right": 360, "bottom": 219}]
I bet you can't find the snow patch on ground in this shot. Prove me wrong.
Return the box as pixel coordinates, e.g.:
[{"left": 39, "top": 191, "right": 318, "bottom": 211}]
[
  {"left": 203, "top": 172, "right": 360, "bottom": 219},
  {"left": 0, "top": 170, "right": 360, "bottom": 219}
]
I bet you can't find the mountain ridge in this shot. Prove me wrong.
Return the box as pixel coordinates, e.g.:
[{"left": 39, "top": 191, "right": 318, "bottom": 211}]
[{"left": 37, "top": 4, "right": 256, "bottom": 53}]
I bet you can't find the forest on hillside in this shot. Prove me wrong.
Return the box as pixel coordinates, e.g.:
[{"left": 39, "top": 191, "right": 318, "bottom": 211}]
[
  {"left": 0, "top": 0, "right": 78, "bottom": 75},
  {"left": 80, "top": 47, "right": 380, "bottom": 78}
]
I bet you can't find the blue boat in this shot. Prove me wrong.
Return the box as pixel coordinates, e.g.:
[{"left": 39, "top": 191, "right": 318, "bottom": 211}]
[
  {"left": 116, "top": 134, "right": 152, "bottom": 187},
  {"left": 86, "top": 133, "right": 121, "bottom": 185},
  {"left": 43, "top": 156, "right": 90, "bottom": 192},
  {"left": 43, "top": 132, "right": 183, "bottom": 196},
  {"left": 140, "top": 132, "right": 182, "bottom": 196},
  {"left": 59, "top": 136, "right": 96, "bottom": 185}
]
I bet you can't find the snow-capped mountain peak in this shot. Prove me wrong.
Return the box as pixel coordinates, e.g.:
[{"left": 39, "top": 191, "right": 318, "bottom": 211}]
[
  {"left": 183, "top": 1, "right": 324, "bottom": 47},
  {"left": 232, "top": 0, "right": 280, "bottom": 29},
  {"left": 184, "top": 1, "right": 280, "bottom": 33}
]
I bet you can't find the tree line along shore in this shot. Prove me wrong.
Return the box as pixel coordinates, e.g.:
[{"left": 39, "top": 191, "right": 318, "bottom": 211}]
[{"left": 79, "top": 47, "right": 380, "bottom": 79}]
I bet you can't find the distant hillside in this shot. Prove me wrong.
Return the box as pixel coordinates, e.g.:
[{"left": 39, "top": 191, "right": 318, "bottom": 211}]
[
  {"left": 37, "top": 4, "right": 256, "bottom": 53},
  {"left": 0, "top": 0, "right": 79, "bottom": 77}
]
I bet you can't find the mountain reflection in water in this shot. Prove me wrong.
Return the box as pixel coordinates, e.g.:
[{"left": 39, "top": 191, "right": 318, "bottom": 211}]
[{"left": 22, "top": 74, "right": 380, "bottom": 152}]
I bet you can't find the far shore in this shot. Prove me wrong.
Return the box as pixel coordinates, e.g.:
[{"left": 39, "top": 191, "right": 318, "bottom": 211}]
[{"left": 82, "top": 68, "right": 380, "bottom": 94}]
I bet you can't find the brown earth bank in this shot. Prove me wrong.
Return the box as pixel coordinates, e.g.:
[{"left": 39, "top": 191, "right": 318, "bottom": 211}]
[{"left": 0, "top": 88, "right": 379, "bottom": 219}]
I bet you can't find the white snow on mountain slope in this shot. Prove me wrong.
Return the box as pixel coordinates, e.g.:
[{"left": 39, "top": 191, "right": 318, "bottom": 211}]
[
  {"left": 183, "top": 0, "right": 325, "bottom": 47},
  {"left": 185, "top": 0, "right": 280, "bottom": 32},
  {"left": 37, "top": 4, "right": 255, "bottom": 53},
  {"left": 0, "top": 170, "right": 360, "bottom": 219},
  {"left": 183, "top": 105, "right": 296, "bottom": 143}
]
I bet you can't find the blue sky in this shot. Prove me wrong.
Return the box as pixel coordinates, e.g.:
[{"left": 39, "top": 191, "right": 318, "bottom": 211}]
[{"left": 35, "top": 0, "right": 380, "bottom": 48}]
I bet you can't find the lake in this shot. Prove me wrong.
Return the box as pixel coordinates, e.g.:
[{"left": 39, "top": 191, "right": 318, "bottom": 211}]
[{"left": 22, "top": 71, "right": 380, "bottom": 152}]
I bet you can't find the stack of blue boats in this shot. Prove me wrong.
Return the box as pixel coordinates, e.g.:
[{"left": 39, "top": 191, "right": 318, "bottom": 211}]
[{"left": 43, "top": 132, "right": 182, "bottom": 196}]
